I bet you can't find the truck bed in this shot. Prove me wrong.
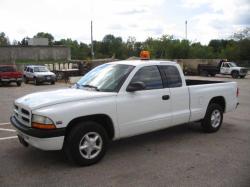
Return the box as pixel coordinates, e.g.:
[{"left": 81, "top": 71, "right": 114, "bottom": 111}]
[
  {"left": 197, "top": 64, "right": 219, "bottom": 76},
  {"left": 185, "top": 79, "right": 238, "bottom": 122}
]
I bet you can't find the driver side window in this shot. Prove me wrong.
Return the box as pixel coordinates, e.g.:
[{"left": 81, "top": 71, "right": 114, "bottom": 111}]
[
  {"left": 223, "top": 63, "right": 230, "bottom": 68},
  {"left": 130, "top": 66, "right": 163, "bottom": 90}
]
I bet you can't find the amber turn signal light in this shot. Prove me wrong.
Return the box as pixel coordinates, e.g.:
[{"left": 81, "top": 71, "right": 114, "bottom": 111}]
[{"left": 32, "top": 122, "right": 56, "bottom": 129}]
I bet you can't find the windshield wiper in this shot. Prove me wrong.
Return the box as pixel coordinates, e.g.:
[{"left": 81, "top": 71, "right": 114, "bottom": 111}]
[{"left": 82, "top": 84, "right": 100, "bottom": 91}]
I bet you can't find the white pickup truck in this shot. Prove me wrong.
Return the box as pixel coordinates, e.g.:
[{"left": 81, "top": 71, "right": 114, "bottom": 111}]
[{"left": 11, "top": 59, "right": 239, "bottom": 166}]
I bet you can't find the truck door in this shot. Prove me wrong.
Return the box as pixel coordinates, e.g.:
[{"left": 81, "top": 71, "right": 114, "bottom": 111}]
[
  {"left": 159, "top": 65, "right": 190, "bottom": 125},
  {"left": 220, "top": 62, "right": 230, "bottom": 74},
  {"left": 117, "top": 65, "right": 172, "bottom": 138}
]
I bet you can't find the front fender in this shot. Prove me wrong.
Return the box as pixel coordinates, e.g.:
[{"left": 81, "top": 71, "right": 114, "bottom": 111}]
[{"left": 32, "top": 96, "right": 119, "bottom": 139}]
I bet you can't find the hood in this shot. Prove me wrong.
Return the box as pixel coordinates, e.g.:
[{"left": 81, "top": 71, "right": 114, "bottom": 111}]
[
  {"left": 15, "top": 88, "right": 117, "bottom": 110},
  {"left": 231, "top": 67, "right": 242, "bottom": 71},
  {"left": 34, "top": 72, "right": 55, "bottom": 76}
]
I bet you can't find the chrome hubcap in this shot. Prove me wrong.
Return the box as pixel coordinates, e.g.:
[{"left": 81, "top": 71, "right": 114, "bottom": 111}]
[
  {"left": 79, "top": 132, "right": 102, "bottom": 159},
  {"left": 211, "top": 109, "right": 221, "bottom": 128}
]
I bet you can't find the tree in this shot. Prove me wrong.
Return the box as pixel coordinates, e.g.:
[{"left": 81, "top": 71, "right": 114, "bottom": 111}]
[
  {"left": 126, "top": 36, "right": 137, "bottom": 57},
  {"left": 19, "top": 37, "right": 29, "bottom": 46},
  {"left": 56, "top": 38, "right": 91, "bottom": 60},
  {"left": 34, "top": 32, "right": 54, "bottom": 45},
  {"left": 0, "top": 32, "right": 10, "bottom": 46},
  {"left": 101, "top": 34, "right": 125, "bottom": 59},
  {"left": 231, "top": 27, "right": 250, "bottom": 40}
]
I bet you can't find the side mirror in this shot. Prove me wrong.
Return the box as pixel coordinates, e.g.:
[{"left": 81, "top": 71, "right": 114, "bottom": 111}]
[{"left": 126, "top": 81, "right": 146, "bottom": 92}]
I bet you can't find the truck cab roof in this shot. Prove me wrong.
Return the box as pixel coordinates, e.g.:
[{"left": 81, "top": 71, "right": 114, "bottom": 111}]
[{"left": 108, "top": 60, "right": 177, "bottom": 67}]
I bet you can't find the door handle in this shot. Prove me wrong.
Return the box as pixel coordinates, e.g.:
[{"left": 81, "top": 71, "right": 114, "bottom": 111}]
[{"left": 162, "top": 95, "right": 170, "bottom": 100}]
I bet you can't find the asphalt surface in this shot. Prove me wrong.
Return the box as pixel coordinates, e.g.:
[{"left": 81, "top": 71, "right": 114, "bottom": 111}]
[{"left": 0, "top": 76, "right": 250, "bottom": 186}]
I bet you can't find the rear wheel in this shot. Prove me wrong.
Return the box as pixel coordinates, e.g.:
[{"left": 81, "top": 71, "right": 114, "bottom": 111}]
[
  {"left": 51, "top": 81, "right": 55, "bottom": 85},
  {"left": 64, "top": 121, "right": 108, "bottom": 166},
  {"left": 210, "top": 73, "right": 216, "bottom": 77},
  {"left": 201, "top": 104, "right": 223, "bottom": 133},
  {"left": 16, "top": 81, "right": 22, "bottom": 87},
  {"left": 231, "top": 71, "right": 239, "bottom": 79}
]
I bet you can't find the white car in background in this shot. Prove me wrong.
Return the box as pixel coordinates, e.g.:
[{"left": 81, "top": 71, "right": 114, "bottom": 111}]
[{"left": 23, "top": 65, "right": 56, "bottom": 85}]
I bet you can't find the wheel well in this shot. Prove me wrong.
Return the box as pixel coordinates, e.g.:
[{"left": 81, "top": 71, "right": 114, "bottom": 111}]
[
  {"left": 65, "top": 114, "right": 115, "bottom": 140},
  {"left": 231, "top": 70, "right": 239, "bottom": 74},
  {"left": 208, "top": 96, "right": 226, "bottom": 112}
]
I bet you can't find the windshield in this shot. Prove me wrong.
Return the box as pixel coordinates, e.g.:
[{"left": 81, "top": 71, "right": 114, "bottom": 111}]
[
  {"left": 228, "top": 62, "right": 238, "bottom": 67},
  {"left": 0, "top": 66, "right": 16, "bottom": 72},
  {"left": 76, "top": 63, "right": 134, "bottom": 92},
  {"left": 34, "top": 66, "right": 49, "bottom": 72}
]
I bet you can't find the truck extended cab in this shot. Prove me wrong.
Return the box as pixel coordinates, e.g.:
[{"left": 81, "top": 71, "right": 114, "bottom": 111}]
[
  {"left": 198, "top": 61, "right": 248, "bottom": 78},
  {"left": 0, "top": 65, "right": 23, "bottom": 86},
  {"left": 10, "top": 60, "right": 239, "bottom": 166}
]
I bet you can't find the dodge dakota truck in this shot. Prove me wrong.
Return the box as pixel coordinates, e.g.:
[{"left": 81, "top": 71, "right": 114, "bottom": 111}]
[{"left": 10, "top": 58, "right": 239, "bottom": 166}]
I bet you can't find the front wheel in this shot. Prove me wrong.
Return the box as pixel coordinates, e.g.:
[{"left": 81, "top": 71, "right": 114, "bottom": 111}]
[
  {"left": 64, "top": 121, "right": 108, "bottom": 166},
  {"left": 231, "top": 71, "right": 239, "bottom": 79},
  {"left": 34, "top": 77, "right": 39, "bottom": 85},
  {"left": 201, "top": 104, "right": 223, "bottom": 133},
  {"left": 23, "top": 76, "right": 28, "bottom": 84}
]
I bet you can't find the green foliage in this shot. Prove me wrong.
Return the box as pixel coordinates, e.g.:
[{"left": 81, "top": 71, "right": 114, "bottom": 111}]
[
  {"left": 1, "top": 29, "right": 250, "bottom": 64},
  {"left": 0, "top": 32, "right": 10, "bottom": 46},
  {"left": 55, "top": 38, "right": 91, "bottom": 60}
]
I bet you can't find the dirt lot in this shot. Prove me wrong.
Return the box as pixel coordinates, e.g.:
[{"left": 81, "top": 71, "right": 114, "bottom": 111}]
[{"left": 0, "top": 76, "right": 250, "bottom": 186}]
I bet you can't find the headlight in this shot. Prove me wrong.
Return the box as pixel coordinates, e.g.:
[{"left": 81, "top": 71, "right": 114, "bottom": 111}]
[{"left": 32, "top": 114, "right": 56, "bottom": 129}]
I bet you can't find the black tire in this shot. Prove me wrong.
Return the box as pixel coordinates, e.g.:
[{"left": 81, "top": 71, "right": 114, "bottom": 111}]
[
  {"left": 210, "top": 73, "right": 216, "bottom": 77},
  {"left": 201, "top": 103, "right": 223, "bottom": 133},
  {"left": 51, "top": 81, "right": 55, "bottom": 85},
  {"left": 240, "top": 76, "right": 245, "bottom": 79},
  {"left": 34, "top": 77, "right": 39, "bottom": 85},
  {"left": 231, "top": 71, "right": 239, "bottom": 79},
  {"left": 16, "top": 81, "right": 22, "bottom": 87},
  {"left": 23, "top": 76, "right": 28, "bottom": 84},
  {"left": 64, "top": 121, "right": 108, "bottom": 166}
]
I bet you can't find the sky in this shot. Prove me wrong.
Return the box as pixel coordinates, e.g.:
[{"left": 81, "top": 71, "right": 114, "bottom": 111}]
[{"left": 0, "top": 0, "right": 250, "bottom": 44}]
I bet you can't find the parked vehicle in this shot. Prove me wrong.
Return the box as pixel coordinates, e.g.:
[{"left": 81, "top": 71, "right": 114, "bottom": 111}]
[
  {"left": 0, "top": 65, "right": 23, "bottom": 86},
  {"left": 11, "top": 55, "right": 239, "bottom": 166},
  {"left": 23, "top": 65, "right": 56, "bottom": 85},
  {"left": 198, "top": 60, "right": 248, "bottom": 78}
]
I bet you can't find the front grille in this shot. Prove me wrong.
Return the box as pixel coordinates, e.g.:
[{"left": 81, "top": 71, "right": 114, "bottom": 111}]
[
  {"left": 13, "top": 104, "right": 31, "bottom": 127},
  {"left": 21, "top": 108, "right": 30, "bottom": 116},
  {"left": 241, "top": 69, "right": 248, "bottom": 73}
]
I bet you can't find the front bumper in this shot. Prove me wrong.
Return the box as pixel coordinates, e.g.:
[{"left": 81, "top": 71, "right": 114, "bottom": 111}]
[
  {"left": 0, "top": 78, "right": 22, "bottom": 82},
  {"left": 10, "top": 116, "right": 65, "bottom": 150},
  {"left": 36, "top": 76, "right": 55, "bottom": 83},
  {"left": 240, "top": 69, "right": 248, "bottom": 76}
]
